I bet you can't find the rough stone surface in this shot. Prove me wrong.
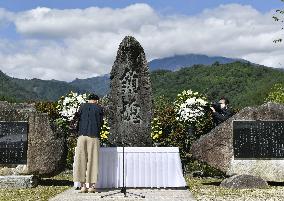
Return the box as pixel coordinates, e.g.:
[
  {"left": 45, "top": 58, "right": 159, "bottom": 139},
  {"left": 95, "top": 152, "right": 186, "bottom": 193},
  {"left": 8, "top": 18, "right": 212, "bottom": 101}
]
[
  {"left": 107, "top": 36, "right": 153, "bottom": 147},
  {"left": 0, "top": 165, "right": 28, "bottom": 175},
  {"left": 190, "top": 102, "right": 284, "bottom": 181},
  {"left": 0, "top": 175, "right": 39, "bottom": 188},
  {"left": 28, "top": 112, "right": 66, "bottom": 176},
  {"left": 0, "top": 101, "right": 66, "bottom": 176},
  {"left": 220, "top": 175, "right": 268, "bottom": 189}
]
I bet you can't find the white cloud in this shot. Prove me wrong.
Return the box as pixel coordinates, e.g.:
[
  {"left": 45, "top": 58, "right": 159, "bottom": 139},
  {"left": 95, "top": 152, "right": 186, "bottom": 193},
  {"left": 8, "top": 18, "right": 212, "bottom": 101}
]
[
  {"left": 0, "top": 8, "right": 14, "bottom": 28},
  {"left": 14, "top": 4, "right": 158, "bottom": 38},
  {"left": 0, "top": 3, "right": 283, "bottom": 81}
]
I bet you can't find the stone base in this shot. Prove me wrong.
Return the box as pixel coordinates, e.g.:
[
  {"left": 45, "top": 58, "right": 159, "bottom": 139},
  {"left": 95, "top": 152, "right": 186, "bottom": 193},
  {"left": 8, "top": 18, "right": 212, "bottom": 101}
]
[
  {"left": 0, "top": 175, "right": 39, "bottom": 188},
  {"left": 228, "top": 159, "right": 284, "bottom": 182},
  {"left": 220, "top": 175, "right": 268, "bottom": 189},
  {"left": 0, "top": 165, "right": 28, "bottom": 176}
]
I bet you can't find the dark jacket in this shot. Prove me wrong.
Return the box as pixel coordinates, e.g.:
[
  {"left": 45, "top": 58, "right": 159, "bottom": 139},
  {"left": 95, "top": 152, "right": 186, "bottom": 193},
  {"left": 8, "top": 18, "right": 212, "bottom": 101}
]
[
  {"left": 75, "top": 103, "right": 104, "bottom": 137},
  {"left": 213, "top": 107, "right": 233, "bottom": 126}
]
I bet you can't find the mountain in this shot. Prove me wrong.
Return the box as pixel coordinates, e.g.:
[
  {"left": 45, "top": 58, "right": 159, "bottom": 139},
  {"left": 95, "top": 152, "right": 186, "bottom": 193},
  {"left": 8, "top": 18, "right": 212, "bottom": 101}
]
[
  {"left": 148, "top": 54, "right": 248, "bottom": 71},
  {"left": 0, "top": 70, "right": 38, "bottom": 102},
  {"left": 11, "top": 77, "right": 86, "bottom": 101},
  {"left": 70, "top": 74, "right": 110, "bottom": 97},
  {"left": 1, "top": 61, "right": 283, "bottom": 109},
  {"left": 0, "top": 70, "right": 87, "bottom": 102},
  {"left": 0, "top": 70, "right": 109, "bottom": 102},
  {"left": 150, "top": 62, "right": 284, "bottom": 108}
]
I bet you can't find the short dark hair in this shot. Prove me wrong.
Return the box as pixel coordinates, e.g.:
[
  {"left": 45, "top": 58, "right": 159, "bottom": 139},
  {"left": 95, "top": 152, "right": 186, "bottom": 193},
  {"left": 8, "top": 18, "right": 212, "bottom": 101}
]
[
  {"left": 88, "top": 93, "right": 100, "bottom": 100},
  {"left": 220, "top": 97, "right": 229, "bottom": 105}
]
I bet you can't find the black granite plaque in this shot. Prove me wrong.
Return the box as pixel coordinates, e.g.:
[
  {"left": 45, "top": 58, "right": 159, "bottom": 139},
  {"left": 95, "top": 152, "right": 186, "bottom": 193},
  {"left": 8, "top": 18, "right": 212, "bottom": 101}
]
[
  {"left": 233, "top": 120, "right": 284, "bottom": 159},
  {"left": 0, "top": 121, "right": 28, "bottom": 164}
]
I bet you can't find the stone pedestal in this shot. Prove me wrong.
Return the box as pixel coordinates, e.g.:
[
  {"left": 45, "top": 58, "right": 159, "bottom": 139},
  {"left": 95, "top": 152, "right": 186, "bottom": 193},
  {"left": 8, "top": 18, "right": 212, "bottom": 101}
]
[{"left": 0, "top": 175, "right": 39, "bottom": 188}]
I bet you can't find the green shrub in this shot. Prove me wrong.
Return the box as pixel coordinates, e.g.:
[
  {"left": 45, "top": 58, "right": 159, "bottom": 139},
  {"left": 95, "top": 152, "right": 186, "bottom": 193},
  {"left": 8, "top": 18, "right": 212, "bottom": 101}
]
[
  {"left": 186, "top": 159, "right": 225, "bottom": 178},
  {"left": 265, "top": 83, "right": 284, "bottom": 104},
  {"left": 66, "top": 135, "right": 77, "bottom": 169},
  {"left": 35, "top": 101, "right": 60, "bottom": 120}
]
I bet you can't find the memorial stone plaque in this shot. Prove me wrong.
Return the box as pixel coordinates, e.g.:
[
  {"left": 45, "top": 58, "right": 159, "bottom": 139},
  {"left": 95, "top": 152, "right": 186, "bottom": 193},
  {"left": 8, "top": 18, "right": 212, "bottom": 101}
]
[
  {"left": 0, "top": 121, "right": 28, "bottom": 164},
  {"left": 233, "top": 120, "right": 284, "bottom": 159}
]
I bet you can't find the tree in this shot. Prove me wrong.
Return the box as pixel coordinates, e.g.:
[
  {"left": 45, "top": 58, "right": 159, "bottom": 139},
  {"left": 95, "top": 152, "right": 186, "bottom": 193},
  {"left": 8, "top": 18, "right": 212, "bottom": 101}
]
[{"left": 273, "top": 0, "right": 284, "bottom": 43}]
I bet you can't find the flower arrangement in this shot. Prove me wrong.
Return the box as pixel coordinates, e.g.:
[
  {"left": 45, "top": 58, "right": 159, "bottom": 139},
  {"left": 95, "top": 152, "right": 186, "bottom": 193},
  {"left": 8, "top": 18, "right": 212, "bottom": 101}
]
[
  {"left": 174, "top": 90, "right": 208, "bottom": 123},
  {"left": 151, "top": 117, "right": 163, "bottom": 141},
  {"left": 150, "top": 89, "right": 208, "bottom": 142},
  {"left": 56, "top": 91, "right": 88, "bottom": 121},
  {"left": 100, "top": 118, "right": 110, "bottom": 142}
]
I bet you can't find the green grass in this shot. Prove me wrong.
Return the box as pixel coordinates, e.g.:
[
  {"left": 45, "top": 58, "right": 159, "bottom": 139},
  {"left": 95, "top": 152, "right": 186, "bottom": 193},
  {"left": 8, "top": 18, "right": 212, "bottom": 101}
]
[
  {"left": 0, "top": 171, "right": 73, "bottom": 201},
  {"left": 186, "top": 176, "right": 284, "bottom": 200},
  {"left": 2, "top": 172, "right": 284, "bottom": 200}
]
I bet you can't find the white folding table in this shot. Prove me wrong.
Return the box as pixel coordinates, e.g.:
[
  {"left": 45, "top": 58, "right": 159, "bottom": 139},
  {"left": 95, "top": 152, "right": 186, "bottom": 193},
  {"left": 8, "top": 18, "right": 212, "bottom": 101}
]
[{"left": 74, "top": 147, "right": 187, "bottom": 188}]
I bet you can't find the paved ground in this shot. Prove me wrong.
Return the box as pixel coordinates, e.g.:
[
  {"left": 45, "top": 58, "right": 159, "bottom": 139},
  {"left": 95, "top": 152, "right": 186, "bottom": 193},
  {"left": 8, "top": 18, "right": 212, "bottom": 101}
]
[{"left": 49, "top": 187, "right": 196, "bottom": 201}]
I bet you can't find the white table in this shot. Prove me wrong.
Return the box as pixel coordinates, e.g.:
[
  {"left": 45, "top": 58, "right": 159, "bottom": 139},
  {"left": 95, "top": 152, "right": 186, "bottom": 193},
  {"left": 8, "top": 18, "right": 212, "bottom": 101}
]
[{"left": 74, "top": 147, "right": 187, "bottom": 188}]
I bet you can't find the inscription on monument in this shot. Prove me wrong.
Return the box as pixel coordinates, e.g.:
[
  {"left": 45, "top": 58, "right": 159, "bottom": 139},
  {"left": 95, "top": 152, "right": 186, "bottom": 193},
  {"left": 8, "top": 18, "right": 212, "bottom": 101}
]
[
  {"left": 233, "top": 120, "right": 284, "bottom": 159},
  {"left": 120, "top": 67, "right": 141, "bottom": 123},
  {"left": 0, "top": 121, "right": 28, "bottom": 164}
]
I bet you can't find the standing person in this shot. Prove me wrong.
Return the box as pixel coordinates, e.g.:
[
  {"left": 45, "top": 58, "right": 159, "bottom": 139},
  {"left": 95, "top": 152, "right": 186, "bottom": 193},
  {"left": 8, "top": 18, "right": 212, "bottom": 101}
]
[
  {"left": 210, "top": 97, "right": 233, "bottom": 126},
  {"left": 73, "top": 93, "right": 104, "bottom": 193}
]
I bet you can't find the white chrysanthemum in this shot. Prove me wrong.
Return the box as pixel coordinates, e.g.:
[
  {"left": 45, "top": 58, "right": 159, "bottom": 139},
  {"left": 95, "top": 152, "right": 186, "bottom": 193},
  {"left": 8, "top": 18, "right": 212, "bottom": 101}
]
[
  {"left": 57, "top": 92, "right": 88, "bottom": 121},
  {"left": 187, "top": 90, "right": 193, "bottom": 94},
  {"left": 77, "top": 95, "right": 85, "bottom": 104},
  {"left": 185, "top": 97, "right": 196, "bottom": 105},
  {"left": 175, "top": 90, "right": 207, "bottom": 122},
  {"left": 71, "top": 92, "right": 78, "bottom": 96},
  {"left": 196, "top": 98, "right": 207, "bottom": 106}
]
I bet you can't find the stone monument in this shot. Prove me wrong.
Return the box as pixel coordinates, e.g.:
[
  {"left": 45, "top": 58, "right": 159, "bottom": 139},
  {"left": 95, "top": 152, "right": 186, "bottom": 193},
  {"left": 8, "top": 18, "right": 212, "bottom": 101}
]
[
  {"left": 108, "top": 36, "right": 153, "bottom": 147},
  {"left": 190, "top": 102, "right": 284, "bottom": 182},
  {"left": 0, "top": 101, "right": 66, "bottom": 179}
]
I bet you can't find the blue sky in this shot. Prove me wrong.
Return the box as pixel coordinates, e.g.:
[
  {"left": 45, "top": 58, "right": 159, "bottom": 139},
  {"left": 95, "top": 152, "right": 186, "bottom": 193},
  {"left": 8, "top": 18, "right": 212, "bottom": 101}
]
[
  {"left": 0, "top": 0, "right": 283, "bottom": 14},
  {"left": 0, "top": 1, "right": 283, "bottom": 81}
]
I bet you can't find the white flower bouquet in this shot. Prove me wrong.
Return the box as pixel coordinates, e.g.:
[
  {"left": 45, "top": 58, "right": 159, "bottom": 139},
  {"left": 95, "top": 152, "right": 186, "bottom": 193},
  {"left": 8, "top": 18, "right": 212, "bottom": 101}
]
[
  {"left": 174, "top": 90, "right": 207, "bottom": 123},
  {"left": 56, "top": 91, "right": 88, "bottom": 121}
]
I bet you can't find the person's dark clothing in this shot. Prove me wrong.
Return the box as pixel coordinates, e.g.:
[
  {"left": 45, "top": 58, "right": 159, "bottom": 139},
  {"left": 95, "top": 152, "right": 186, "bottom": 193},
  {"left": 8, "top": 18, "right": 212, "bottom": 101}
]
[
  {"left": 75, "top": 103, "right": 104, "bottom": 137},
  {"left": 212, "top": 107, "right": 233, "bottom": 126}
]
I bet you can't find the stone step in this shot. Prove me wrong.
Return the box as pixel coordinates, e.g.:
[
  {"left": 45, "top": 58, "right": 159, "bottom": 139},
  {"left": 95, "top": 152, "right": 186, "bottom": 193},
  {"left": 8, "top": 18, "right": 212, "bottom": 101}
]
[{"left": 0, "top": 175, "right": 39, "bottom": 188}]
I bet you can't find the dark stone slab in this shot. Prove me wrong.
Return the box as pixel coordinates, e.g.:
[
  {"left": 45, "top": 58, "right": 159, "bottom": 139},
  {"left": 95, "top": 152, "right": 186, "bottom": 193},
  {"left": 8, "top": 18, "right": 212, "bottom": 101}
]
[
  {"left": 220, "top": 175, "right": 268, "bottom": 189},
  {"left": 107, "top": 36, "right": 153, "bottom": 146},
  {"left": 0, "top": 121, "right": 28, "bottom": 164},
  {"left": 233, "top": 120, "right": 284, "bottom": 159}
]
